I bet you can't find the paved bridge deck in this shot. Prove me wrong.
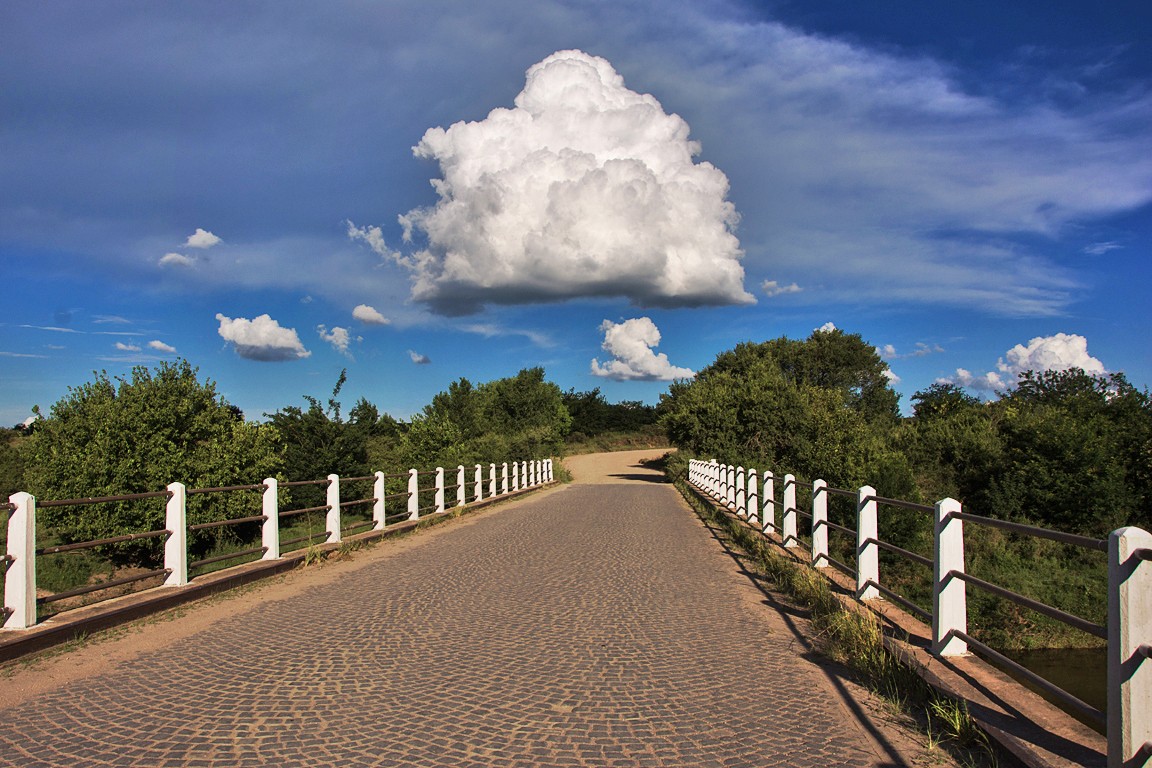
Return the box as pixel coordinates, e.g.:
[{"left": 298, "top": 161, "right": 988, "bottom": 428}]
[{"left": 0, "top": 450, "right": 940, "bottom": 767}]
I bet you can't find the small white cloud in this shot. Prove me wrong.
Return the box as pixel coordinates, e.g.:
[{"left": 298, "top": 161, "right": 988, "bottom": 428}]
[
  {"left": 762, "top": 280, "right": 802, "bottom": 298},
  {"left": 216, "top": 313, "right": 311, "bottom": 362},
  {"left": 352, "top": 304, "right": 390, "bottom": 325},
  {"left": 1083, "top": 242, "right": 1122, "bottom": 256},
  {"left": 159, "top": 252, "right": 196, "bottom": 268},
  {"left": 186, "top": 228, "right": 221, "bottom": 249},
  {"left": 815, "top": 322, "right": 837, "bottom": 334},
  {"left": 881, "top": 342, "right": 944, "bottom": 360},
  {"left": 317, "top": 325, "right": 356, "bottom": 358},
  {"left": 590, "top": 317, "right": 695, "bottom": 381},
  {"left": 115, "top": 342, "right": 142, "bottom": 352},
  {"left": 879, "top": 344, "right": 898, "bottom": 359},
  {"left": 408, "top": 350, "right": 431, "bottom": 365},
  {"left": 941, "top": 332, "right": 1105, "bottom": 393},
  {"left": 148, "top": 340, "right": 177, "bottom": 354},
  {"left": 301, "top": 295, "right": 314, "bottom": 304},
  {"left": 882, "top": 369, "right": 901, "bottom": 385}
]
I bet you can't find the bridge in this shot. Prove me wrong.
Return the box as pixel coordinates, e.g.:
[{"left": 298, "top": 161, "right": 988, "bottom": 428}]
[{"left": 1, "top": 450, "right": 1148, "bottom": 767}]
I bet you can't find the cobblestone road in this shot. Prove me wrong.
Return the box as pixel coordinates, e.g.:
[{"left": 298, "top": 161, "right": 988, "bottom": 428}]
[{"left": 0, "top": 451, "right": 912, "bottom": 767}]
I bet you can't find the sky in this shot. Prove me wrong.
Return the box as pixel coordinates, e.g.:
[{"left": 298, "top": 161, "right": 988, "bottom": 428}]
[{"left": 2, "top": 0, "right": 1151, "bottom": 425}]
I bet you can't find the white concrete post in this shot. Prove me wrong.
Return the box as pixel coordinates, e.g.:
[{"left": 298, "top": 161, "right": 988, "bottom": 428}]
[
  {"left": 4, "top": 492, "right": 36, "bottom": 629},
  {"left": 727, "top": 465, "right": 737, "bottom": 509},
  {"left": 373, "top": 472, "right": 387, "bottom": 529},
  {"left": 546, "top": 459, "right": 553, "bottom": 482},
  {"left": 762, "top": 470, "right": 775, "bottom": 534},
  {"left": 520, "top": 461, "right": 527, "bottom": 490},
  {"left": 812, "top": 480, "right": 828, "bottom": 568},
  {"left": 326, "top": 474, "right": 342, "bottom": 544},
  {"left": 782, "top": 474, "right": 798, "bottom": 547},
  {"left": 474, "top": 464, "right": 483, "bottom": 501},
  {"left": 164, "top": 482, "right": 188, "bottom": 586},
  {"left": 456, "top": 466, "right": 466, "bottom": 507},
  {"left": 511, "top": 461, "right": 520, "bottom": 492},
  {"left": 709, "top": 460, "right": 719, "bottom": 498},
  {"left": 535, "top": 459, "right": 541, "bottom": 486},
  {"left": 932, "top": 497, "right": 967, "bottom": 656},
  {"left": 501, "top": 463, "right": 509, "bottom": 495},
  {"left": 263, "top": 478, "right": 281, "bottom": 558},
  {"left": 489, "top": 463, "right": 497, "bottom": 498},
  {"left": 736, "top": 467, "right": 746, "bottom": 518},
  {"left": 747, "top": 470, "right": 759, "bottom": 527},
  {"left": 529, "top": 460, "right": 536, "bottom": 487},
  {"left": 1107, "top": 527, "right": 1152, "bottom": 768},
  {"left": 407, "top": 468, "right": 419, "bottom": 521},
  {"left": 434, "top": 467, "right": 445, "bottom": 514},
  {"left": 856, "top": 485, "right": 878, "bottom": 600}
]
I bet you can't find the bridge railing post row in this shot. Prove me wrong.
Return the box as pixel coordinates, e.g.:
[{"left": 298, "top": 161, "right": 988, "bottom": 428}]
[
  {"left": 263, "top": 478, "right": 282, "bottom": 557},
  {"left": 326, "top": 474, "right": 342, "bottom": 544},
  {"left": 782, "top": 474, "right": 797, "bottom": 547},
  {"left": 474, "top": 464, "right": 483, "bottom": 502},
  {"left": 747, "top": 469, "right": 758, "bottom": 527},
  {"left": 762, "top": 470, "right": 775, "bottom": 535},
  {"left": 407, "top": 469, "right": 419, "bottom": 521},
  {"left": 456, "top": 466, "right": 466, "bottom": 508},
  {"left": 932, "top": 497, "right": 967, "bottom": 656},
  {"left": 1107, "top": 527, "right": 1152, "bottom": 768},
  {"left": 811, "top": 480, "right": 828, "bottom": 569},
  {"left": 856, "top": 486, "right": 878, "bottom": 600},
  {"left": 164, "top": 482, "right": 188, "bottom": 586},
  {"left": 4, "top": 493, "right": 36, "bottom": 629},
  {"left": 736, "top": 467, "right": 746, "bottom": 518},
  {"left": 435, "top": 468, "right": 445, "bottom": 515}
]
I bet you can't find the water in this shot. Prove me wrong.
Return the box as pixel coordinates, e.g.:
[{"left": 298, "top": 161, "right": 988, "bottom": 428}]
[{"left": 1003, "top": 647, "right": 1106, "bottom": 730}]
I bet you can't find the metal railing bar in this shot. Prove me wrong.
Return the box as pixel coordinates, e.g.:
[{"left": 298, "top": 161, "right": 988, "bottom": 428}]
[
  {"left": 950, "top": 570, "right": 1107, "bottom": 639},
  {"left": 825, "top": 487, "right": 856, "bottom": 498},
  {"left": 864, "top": 494, "right": 934, "bottom": 513},
  {"left": 1136, "top": 548, "right": 1152, "bottom": 561},
  {"left": 381, "top": 472, "right": 408, "bottom": 480},
  {"left": 824, "top": 520, "right": 855, "bottom": 536},
  {"left": 341, "top": 520, "right": 376, "bottom": 534},
  {"left": 279, "top": 532, "right": 327, "bottom": 548},
  {"left": 37, "top": 529, "right": 171, "bottom": 555},
  {"left": 186, "top": 483, "right": 265, "bottom": 495},
  {"left": 825, "top": 555, "right": 856, "bottom": 578},
  {"left": 279, "top": 478, "right": 331, "bottom": 488},
  {"left": 863, "top": 580, "right": 932, "bottom": 621},
  {"left": 382, "top": 492, "right": 409, "bottom": 502},
  {"left": 952, "top": 630, "right": 1105, "bottom": 726},
  {"left": 872, "top": 539, "right": 934, "bottom": 569},
  {"left": 38, "top": 568, "right": 171, "bottom": 604},
  {"left": 3, "top": 502, "right": 15, "bottom": 512},
  {"left": 188, "top": 514, "right": 266, "bottom": 532},
  {"left": 38, "top": 490, "right": 172, "bottom": 508},
  {"left": 277, "top": 505, "right": 330, "bottom": 520},
  {"left": 2, "top": 554, "right": 14, "bottom": 564},
  {"left": 1137, "top": 644, "right": 1152, "bottom": 661},
  {"left": 341, "top": 475, "right": 376, "bottom": 483},
  {"left": 338, "top": 498, "right": 375, "bottom": 508},
  {"left": 952, "top": 512, "right": 1107, "bottom": 552},
  {"left": 191, "top": 546, "right": 267, "bottom": 569}
]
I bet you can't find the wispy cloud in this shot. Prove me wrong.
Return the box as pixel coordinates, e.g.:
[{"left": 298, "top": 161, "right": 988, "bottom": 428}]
[
  {"left": 148, "top": 340, "right": 177, "bottom": 354},
  {"left": 317, "top": 325, "right": 356, "bottom": 358}
]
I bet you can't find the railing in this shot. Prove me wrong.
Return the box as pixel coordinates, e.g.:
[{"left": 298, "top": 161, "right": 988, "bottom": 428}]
[
  {"left": 687, "top": 458, "right": 1151, "bottom": 768},
  {"left": 3, "top": 458, "right": 554, "bottom": 632}
]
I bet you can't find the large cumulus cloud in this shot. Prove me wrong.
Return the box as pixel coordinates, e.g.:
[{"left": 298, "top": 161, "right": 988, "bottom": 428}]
[
  {"left": 941, "top": 333, "right": 1106, "bottom": 392},
  {"left": 395, "top": 49, "right": 753, "bottom": 315}
]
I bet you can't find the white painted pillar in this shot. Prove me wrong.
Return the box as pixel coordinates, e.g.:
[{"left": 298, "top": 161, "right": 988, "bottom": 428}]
[
  {"left": 373, "top": 472, "right": 387, "bottom": 529},
  {"left": 709, "top": 460, "right": 719, "bottom": 498},
  {"left": 782, "top": 474, "right": 797, "bottom": 547},
  {"left": 4, "top": 492, "right": 36, "bottom": 629},
  {"left": 812, "top": 480, "right": 828, "bottom": 568},
  {"left": 762, "top": 470, "right": 775, "bottom": 535},
  {"left": 489, "top": 463, "right": 497, "bottom": 498},
  {"left": 856, "top": 485, "right": 878, "bottom": 600},
  {"left": 501, "top": 463, "right": 509, "bottom": 495},
  {"left": 326, "top": 474, "right": 342, "bottom": 544},
  {"left": 1107, "top": 527, "right": 1152, "bottom": 768},
  {"left": 408, "top": 468, "right": 419, "bottom": 520},
  {"left": 726, "top": 465, "right": 737, "bottom": 509},
  {"left": 932, "top": 497, "right": 967, "bottom": 656},
  {"left": 456, "top": 466, "right": 466, "bottom": 508},
  {"left": 747, "top": 470, "right": 759, "bottom": 527},
  {"left": 263, "top": 478, "right": 282, "bottom": 557},
  {"left": 512, "top": 461, "right": 520, "bottom": 492},
  {"left": 520, "top": 461, "right": 527, "bottom": 491},
  {"left": 736, "top": 467, "right": 746, "bottom": 518},
  {"left": 164, "top": 482, "right": 188, "bottom": 586},
  {"left": 546, "top": 459, "right": 553, "bottom": 482},
  {"left": 474, "top": 464, "right": 483, "bottom": 501},
  {"left": 434, "top": 467, "right": 445, "bottom": 514}
]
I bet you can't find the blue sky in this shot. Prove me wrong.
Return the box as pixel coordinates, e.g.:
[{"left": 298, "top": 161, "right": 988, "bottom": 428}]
[{"left": 2, "top": 0, "right": 1150, "bottom": 425}]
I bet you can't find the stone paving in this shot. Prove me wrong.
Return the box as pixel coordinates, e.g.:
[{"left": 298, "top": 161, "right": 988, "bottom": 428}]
[{"left": 0, "top": 453, "right": 907, "bottom": 767}]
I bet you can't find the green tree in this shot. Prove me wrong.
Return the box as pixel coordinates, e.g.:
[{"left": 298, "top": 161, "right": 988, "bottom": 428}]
[{"left": 28, "top": 361, "right": 283, "bottom": 565}]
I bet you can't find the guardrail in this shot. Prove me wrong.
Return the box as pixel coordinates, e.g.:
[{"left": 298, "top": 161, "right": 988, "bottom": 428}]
[
  {"left": 3, "top": 459, "right": 554, "bottom": 632},
  {"left": 687, "top": 458, "right": 1151, "bottom": 768}
]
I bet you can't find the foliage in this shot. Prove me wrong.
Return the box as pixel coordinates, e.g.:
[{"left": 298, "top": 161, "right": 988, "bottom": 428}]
[
  {"left": 399, "top": 367, "right": 571, "bottom": 470},
  {"left": 28, "top": 360, "right": 283, "bottom": 566},
  {"left": 562, "top": 388, "right": 659, "bottom": 438},
  {"left": 0, "top": 427, "right": 30, "bottom": 501}
]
